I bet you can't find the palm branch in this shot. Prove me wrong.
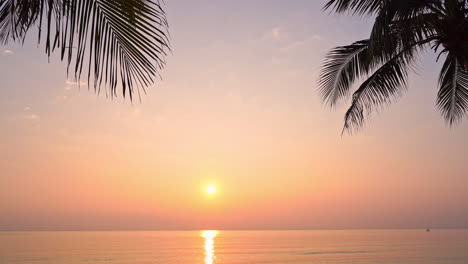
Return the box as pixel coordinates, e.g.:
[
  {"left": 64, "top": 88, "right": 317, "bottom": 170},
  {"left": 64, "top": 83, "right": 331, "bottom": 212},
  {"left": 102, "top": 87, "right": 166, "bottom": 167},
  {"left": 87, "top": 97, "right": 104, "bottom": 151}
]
[
  {"left": 318, "top": 40, "right": 370, "bottom": 107},
  {"left": 342, "top": 48, "right": 416, "bottom": 133},
  {"left": 437, "top": 54, "right": 468, "bottom": 125},
  {"left": 0, "top": 0, "right": 170, "bottom": 100},
  {"left": 320, "top": 0, "right": 468, "bottom": 133}
]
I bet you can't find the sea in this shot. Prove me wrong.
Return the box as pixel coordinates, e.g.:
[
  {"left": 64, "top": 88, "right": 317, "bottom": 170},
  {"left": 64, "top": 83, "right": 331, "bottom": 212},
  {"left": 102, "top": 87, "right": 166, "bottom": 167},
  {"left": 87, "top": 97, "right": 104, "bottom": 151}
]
[{"left": 1, "top": 229, "right": 467, "bottom": 264}]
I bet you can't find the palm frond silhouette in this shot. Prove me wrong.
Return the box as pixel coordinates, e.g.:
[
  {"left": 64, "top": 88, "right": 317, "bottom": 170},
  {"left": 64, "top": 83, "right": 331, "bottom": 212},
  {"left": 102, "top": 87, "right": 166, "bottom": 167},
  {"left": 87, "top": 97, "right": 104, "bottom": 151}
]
[
  {"left": 319, "top": 0, "right": 468, "bottom": 133},
  {"left": 0, "top": 0, "right": 170, "bottom": 100}
]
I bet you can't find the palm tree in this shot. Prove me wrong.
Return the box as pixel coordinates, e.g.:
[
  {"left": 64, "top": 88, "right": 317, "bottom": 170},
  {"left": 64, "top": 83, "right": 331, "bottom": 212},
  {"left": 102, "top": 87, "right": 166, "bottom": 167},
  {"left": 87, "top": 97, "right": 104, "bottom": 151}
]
[
  {"left": 0, "top": 0, "right": 169, "bottom": 100},
  {"left": 318, "top": 0, "right": 468, "bottom": 133}
]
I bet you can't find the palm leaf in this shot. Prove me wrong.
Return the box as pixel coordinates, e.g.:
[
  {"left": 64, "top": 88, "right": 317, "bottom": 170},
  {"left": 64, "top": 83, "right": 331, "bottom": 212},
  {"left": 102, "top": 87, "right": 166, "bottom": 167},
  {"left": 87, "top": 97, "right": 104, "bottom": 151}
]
[
  {"left": 318, "top": 40, "right": 371, "bottom": 106},
  {"left": 321, "top": 0, "right": 468, "bottom": 132},
  {"left": 342, "top": 48, "right": 417, "bottom": 133},
  {"left": 319, "top": 22, "right": 435, "bottom": 109},
  {"left": 368, "top": 1, "right": 441, "bottom": 58},
  {"left": 0, "top": 0, "right": 170, "bottom": 100},
  {"left": 0, "top": 0, "right": 42, "bottom": 43},
  {"left": 323, "top": 0, "right": 381, "bottom": 15},
  {"left": 323, "top": 0, "right": 445, "bottom": 16},
  {"left": 437, "top": 54, "right": 468, "bottom": 125}
]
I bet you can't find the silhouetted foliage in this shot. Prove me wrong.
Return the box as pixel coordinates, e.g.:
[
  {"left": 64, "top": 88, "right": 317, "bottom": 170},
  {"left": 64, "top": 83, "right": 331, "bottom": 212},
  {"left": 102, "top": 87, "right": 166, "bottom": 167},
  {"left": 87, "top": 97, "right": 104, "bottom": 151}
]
[
  {"left": 319, "top": 0, "right": 468, "bottom": 133},
  {"left": 0, "top": 0, "right": 170, "bottom": 100}
]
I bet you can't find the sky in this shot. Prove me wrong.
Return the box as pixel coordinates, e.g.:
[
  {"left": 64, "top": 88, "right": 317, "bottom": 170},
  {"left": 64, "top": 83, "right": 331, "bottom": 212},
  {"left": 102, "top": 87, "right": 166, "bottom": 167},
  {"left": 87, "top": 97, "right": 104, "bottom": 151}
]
[{"left": 1, "top": 0, "right": 468, "bottom": 231}]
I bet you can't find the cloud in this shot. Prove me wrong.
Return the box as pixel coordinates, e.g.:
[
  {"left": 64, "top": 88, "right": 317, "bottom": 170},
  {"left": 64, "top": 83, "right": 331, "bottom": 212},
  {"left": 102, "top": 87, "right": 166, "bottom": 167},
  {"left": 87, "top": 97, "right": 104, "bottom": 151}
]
[
  {"left": 263, "top": 27, "right": 288, "bottom": 42},
  {"left": 60, "top": 79, "right": 85, "bottom": 101},
  {"left": 19, "top": 107, "right": 40, "bottom": 122},
  {"left": 280, "top": 34, "right": 324, "bottom": 54},
  {"left": 65, "top": 80, "right": 87, "bottom": 86},
  {"left": 25, "top": 113, "right": 40, "bottom": 120},
  {"left": 282, "top": 39, "right": 311, "bottom": 53},
  {"left": 312, "top": 34, "right": 323, "bottom": 41},
  {"left": 65, "top": 79, "right": 87, "bottom": 90},
  {"left": 262, "top": 27, "right": 323, "bottom": 53},
  {"left": 271, "top": 27, "right": 283, "bottom": 40},
  {"left": 2, "top": 49, "right": 14, "bottom": 55}
]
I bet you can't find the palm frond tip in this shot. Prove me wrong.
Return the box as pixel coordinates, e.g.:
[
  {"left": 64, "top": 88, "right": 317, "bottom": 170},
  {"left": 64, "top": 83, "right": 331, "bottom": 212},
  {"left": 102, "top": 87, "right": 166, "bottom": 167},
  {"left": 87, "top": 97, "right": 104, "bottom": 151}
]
[{"left": 0, "top": 0, "right": 170, "bottom": 100}]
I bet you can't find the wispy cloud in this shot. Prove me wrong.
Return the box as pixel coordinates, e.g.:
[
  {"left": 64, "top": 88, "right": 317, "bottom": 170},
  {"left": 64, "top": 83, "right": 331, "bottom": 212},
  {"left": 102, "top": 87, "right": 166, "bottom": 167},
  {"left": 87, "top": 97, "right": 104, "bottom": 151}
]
[
  {"left": 65, "top": 79, "right": 87, "bottom": 90},
  {"left": 263, "top": 27, "right": 288, "bottom": 42},
  {"left": 2, "top": 49, "right": 14, "bottom": 55},
  {"left": 24, "top": 113, "right": 40, "bottom": 120},
  {"left": 282, "top": 38, "right": 318, "bottom": 53},
  {"left": 262, "top": 26, "right": 323, "bottom": 53},
  {"left": 20, "top": 106, "right": 40, "bottom": 122},
  {"left": 312, "top": 34, "right": 323, "bottom": 41}
]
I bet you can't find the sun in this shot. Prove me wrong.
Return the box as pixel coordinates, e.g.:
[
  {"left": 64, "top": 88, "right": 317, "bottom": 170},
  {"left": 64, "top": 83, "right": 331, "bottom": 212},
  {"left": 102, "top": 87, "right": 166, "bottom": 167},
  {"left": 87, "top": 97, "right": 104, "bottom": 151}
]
[{"left": 205, "top": 184, "right": 217, "bottom": 195}]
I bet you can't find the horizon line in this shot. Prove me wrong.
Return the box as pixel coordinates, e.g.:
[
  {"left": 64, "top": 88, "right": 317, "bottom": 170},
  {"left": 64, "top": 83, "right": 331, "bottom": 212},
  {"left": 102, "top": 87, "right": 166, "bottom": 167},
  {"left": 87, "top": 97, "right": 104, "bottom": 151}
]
[{"left": 2, "top": 227, "right": 468, "bottom": 232}]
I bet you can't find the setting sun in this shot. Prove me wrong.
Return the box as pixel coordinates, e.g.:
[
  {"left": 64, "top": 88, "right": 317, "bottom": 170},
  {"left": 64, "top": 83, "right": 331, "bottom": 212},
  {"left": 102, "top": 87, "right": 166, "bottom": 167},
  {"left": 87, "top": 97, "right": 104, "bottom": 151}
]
[{"left": 205, "top": 184, "right": 218, "bottom": 195}]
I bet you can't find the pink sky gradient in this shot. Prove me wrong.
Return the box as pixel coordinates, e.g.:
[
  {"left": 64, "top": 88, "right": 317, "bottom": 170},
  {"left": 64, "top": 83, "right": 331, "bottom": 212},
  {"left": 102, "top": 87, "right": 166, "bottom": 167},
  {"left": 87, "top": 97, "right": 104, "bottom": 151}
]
[{"left": 1, "top": 0, "right": 468, "bottom": 230}]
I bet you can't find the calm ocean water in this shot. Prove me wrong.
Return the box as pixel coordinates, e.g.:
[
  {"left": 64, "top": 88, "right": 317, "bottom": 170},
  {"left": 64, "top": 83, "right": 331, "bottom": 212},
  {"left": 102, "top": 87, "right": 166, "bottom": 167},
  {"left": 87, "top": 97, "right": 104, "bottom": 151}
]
[{"left": 1, "top": 230, "right": 467, "bottom": 264}]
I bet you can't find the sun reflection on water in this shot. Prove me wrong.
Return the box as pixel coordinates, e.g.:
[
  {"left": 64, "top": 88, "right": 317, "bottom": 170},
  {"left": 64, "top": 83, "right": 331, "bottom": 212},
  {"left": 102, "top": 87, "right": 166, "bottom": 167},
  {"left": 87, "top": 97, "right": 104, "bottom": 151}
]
[{"left": 201, "top": 230, "right": 218, "bottom": 264}]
